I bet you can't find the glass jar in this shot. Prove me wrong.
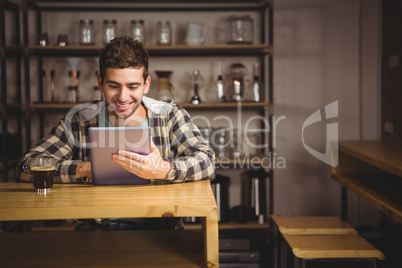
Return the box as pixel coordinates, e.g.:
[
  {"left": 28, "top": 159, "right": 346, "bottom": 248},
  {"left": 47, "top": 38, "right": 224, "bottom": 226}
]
[
  {"left": 79, "top": 19, "right": 94, "bottom": 45},
  {"left": 131, "top": 19, "right": 146, "bottom": 44},
  {"left": 226, "top": 15, "right": 254, "bottom": 44},
  {"left": 103, "top": 20, "right": 118, "bottom": 45},
  {"left": 67, "top": 86, "right": 78, "bottom": 103},
  {"left": 157, "top": 20, "right": 172, "bottom": 46}
]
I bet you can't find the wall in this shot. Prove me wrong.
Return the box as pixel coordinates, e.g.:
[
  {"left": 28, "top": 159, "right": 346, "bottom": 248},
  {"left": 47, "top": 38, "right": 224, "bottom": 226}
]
[{"left": 273, "top": 0, "right": 381, "bottom": 227}]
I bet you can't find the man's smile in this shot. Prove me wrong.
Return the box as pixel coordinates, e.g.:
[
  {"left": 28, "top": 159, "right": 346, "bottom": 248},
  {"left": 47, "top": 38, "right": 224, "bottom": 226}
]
[{"left": 115, "top": 101, "right": 133, "bottom": 111}]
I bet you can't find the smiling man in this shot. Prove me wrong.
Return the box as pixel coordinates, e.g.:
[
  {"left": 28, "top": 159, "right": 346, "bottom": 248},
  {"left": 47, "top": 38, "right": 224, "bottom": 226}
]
[
  {"left": 15, "top": 36, "right": 215, "bottom": 230},
  {"left": 16, "top": 36, "right": 215, "bottom": 188}
]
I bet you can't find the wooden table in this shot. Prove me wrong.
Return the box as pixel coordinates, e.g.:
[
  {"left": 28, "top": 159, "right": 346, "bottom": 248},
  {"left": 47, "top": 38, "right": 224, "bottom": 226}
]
[
  {"left": 0, "top": 180, "right": 219, "bottom": 267},
  {"left": 331, "top": 140, "right": 402, "bottom": 224}
]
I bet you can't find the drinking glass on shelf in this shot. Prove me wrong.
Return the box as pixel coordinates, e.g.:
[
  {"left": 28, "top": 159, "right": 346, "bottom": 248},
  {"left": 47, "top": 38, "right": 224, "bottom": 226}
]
[
  {"left": 57, "top": 34, "right": 68, "bottom": 46},
  {"left": 38, "top": 32, "right": 49, "bottom": 46}
]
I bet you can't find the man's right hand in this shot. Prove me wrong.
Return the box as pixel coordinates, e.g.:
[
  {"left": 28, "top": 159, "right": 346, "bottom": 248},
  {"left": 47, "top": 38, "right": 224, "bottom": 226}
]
[{"left": 76, "top": 161, "right": 92, "bottom": 180}]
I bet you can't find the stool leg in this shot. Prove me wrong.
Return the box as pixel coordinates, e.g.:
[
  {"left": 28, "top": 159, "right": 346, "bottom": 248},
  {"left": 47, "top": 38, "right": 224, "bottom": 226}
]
[
  {"left": 280, "top": 234, "right": 288, "bottom": 268},
  {"left": 371, "top": 259, "right": 377, "bottom": 268},
  {"left": 293, "top": 256, "right": 302, "bottom": 268},
  {"left": 274, "top": 229, "right": 283, "bottom": 268},
  {"left": 341, "top": 186, "right": 348, "bottom": 222}
]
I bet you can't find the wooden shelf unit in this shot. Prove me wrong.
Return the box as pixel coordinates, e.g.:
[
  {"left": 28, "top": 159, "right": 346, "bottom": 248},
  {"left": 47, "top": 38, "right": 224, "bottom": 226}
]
[
  {"left": 0, "top": 0, "right": 22, "bottom": 182},
  {"left": 20, "top": 3, "right": 274, "bottom": 266},
  {"left": 28, "top": 44, "right": 271, "bottom": 57}
]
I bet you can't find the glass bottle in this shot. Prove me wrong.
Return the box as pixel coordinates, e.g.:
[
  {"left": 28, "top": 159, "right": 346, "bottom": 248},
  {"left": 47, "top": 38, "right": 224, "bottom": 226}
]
[
  {"left": 252, "top": 62, "right": 262, "bottom": 102},
  {"left": 131, "top": 19, "right": 146, "bottom": 44},
  {"left": 79, "top": 19, "right": 94, "bottom": 45},
  {"left": 216, "top": 61, "right": 225, "bottom": 102},
  {"left": 191, "top": 69, "right": 203, "bottom": 104},
  {"left": 67, "top": 86, "right": 78, "bottom": 103},
  {"left": 157, "top": 20, "right": 172, "bottom": 46},
  {"left": 103, "top": 20, "right": 118, "bottom": 45}
]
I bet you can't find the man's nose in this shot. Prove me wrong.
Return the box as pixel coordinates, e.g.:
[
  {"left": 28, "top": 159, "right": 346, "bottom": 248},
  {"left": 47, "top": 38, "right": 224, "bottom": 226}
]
[{"left": 117, "top": 87, "right": 130, "bottom": 101}]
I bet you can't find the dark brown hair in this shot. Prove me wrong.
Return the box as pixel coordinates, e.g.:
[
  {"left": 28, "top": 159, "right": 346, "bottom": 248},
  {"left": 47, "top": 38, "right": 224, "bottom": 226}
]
[{"left": 99, "top": 36, "right": 149, "bottom": 83}]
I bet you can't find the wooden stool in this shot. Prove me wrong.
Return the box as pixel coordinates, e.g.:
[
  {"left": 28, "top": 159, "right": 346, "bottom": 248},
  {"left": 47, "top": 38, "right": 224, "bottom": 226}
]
[
  {"left": 270, "top": 215, "right": 358, "bottom": 268},
  {"left": 271, "top": 215, "right": 357, "bottom": 235},
  {"left": 282, "top": 234, "right": 385, "bottom": 268}
]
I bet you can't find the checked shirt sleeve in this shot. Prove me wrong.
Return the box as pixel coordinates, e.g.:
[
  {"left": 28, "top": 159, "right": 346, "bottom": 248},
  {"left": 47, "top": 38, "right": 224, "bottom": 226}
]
[
  {"left": 167, "top": 105, "right": 215, "bottom": 182},
  {"left": 16, "top": 114, "right": 84, "bottom": 183}
]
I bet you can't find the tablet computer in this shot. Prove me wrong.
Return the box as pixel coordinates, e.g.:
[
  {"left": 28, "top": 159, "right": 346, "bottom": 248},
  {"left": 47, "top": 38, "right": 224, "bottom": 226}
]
[{"left": 88, "top": 127, "right": 151, "bottom": 186}]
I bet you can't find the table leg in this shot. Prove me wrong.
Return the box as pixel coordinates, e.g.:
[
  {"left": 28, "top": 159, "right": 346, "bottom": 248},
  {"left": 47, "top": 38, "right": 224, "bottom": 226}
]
[{"left": 202, "top": 208, "right": 219, "bottom": 267}]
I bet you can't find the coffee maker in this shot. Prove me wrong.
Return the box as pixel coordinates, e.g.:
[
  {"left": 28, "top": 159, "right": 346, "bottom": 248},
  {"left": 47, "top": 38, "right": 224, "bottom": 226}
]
[
  {"left": 155, "top": 70, "right": 174, "bottom": 100},
  {"left": 211, "top": 174, "right": 230, "bottom": 222},
  {"left": 241, "top": 169, "right": 269, "bottom": 224}
]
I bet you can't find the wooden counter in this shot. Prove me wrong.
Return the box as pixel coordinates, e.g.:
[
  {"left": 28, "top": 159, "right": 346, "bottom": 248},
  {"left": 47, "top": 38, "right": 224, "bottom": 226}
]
[
  {"left": 331, "top": 140, "right": 402, "bottom": 224},
  {"left": 0, "top": 180, "right": 218, "bottom": 267}
]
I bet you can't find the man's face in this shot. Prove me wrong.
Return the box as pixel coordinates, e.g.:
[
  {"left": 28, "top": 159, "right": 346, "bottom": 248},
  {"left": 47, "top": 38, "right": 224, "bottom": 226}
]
[{"left": 98, "top": 68, "right": 150, "bottom": 120}]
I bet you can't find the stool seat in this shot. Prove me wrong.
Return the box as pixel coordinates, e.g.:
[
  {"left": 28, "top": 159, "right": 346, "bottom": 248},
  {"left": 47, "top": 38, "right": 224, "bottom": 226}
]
[
  {"left": 271, "top": 215, "right": 357, "bottom": 235},
  {"left": 283, "top": 234, "right": 385, "bottom": 260}
]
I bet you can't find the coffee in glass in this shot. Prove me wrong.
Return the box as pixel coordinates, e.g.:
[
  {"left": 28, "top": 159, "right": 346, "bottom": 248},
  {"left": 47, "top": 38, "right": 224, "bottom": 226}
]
[{"left": 24, "top": 157, "right": 58, "bottom": 195}]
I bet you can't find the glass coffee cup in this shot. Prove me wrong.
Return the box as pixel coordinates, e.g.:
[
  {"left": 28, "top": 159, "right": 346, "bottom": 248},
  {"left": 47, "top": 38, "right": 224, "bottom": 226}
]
[{"left": 23, "top": 157, "right": 58, "bottom": 195}]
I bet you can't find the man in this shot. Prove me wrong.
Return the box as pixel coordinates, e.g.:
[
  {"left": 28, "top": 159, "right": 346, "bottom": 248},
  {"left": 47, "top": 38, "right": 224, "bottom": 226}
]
[{"left": 16, "top": 36, "right": 215, "bottom": 230}]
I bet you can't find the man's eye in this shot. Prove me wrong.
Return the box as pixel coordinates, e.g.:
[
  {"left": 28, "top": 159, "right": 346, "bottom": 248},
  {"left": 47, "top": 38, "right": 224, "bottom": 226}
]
[
  {"left": 130, "top": 87, "right": 138, "bottom": 90},
  {"left": 109, "top": 85, "right": 118, "bottom": 89}
]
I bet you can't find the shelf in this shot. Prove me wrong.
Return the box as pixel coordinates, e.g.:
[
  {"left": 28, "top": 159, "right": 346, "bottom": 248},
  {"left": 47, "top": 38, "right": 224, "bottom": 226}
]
[
  {"left": 185, "top": 220, "right": 269, "bottom": 230},
  {"left": 0, "top": 103, "right": 22, "bottom": 110},
  {"left": 181, "top": 101, "right": 268, "bottom": 109},
  {"left": 331, "top": 172, "right": 402, "bottom": 224},
  {"left": 0, "top": 230, "right": 206, "bottom": 268},
  {"left": 27, "top": 44, "right": 271, "bottom": 57},
  {"left": 30, "top": 101, "right": 269, "bottom": 110},
  {"left": 30, "top": 219, "right": 269, "bottom": 232},
  {"left": 338, "top": 140, "right": 402, "bottom": 177},
  {"left": 216, "top": 154, "right": 270, "bottom": 168},
  {"left": 27, "top": 0, "right": 270, "bottom": 12},
  {"left": 0, "top": 158, "right": 19, "bottom": 169},
  {"left": 0, "top": 47, "right": 20, "bottom": 57}
]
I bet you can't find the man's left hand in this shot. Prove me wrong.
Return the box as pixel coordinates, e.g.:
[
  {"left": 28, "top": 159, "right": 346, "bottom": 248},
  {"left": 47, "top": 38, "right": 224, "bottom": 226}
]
[{"left": 112, "top": 140, "right": 171, "bottom": 180}]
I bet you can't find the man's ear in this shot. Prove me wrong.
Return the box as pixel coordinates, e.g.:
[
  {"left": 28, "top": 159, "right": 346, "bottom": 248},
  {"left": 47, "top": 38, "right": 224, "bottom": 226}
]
[
  {"left": 144, "top": 76, "right": 151, "bottom": 95},
  {"left": 97, "top": 74, "right": 104, "bottom": 93}
]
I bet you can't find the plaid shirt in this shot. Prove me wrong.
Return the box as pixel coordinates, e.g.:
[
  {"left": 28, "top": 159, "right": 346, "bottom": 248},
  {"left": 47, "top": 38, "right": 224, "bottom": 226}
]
[{"left": 17, "top": 96, "right": 215, "bottom": 183}]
